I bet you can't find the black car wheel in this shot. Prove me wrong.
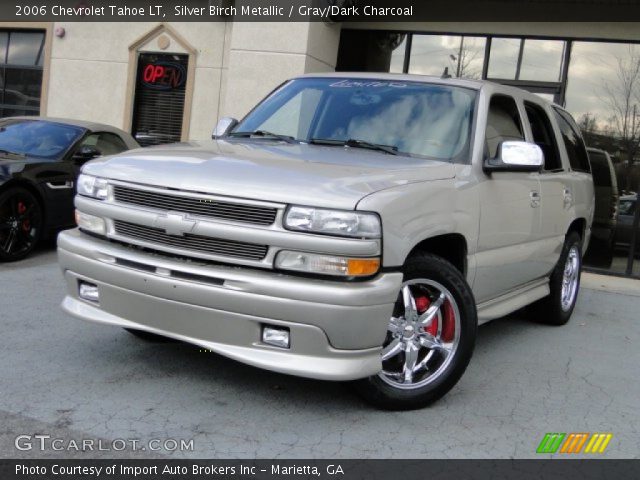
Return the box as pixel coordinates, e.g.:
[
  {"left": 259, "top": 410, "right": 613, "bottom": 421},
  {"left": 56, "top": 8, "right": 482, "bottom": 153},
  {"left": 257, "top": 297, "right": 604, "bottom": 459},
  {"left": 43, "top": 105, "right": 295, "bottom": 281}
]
[
  {"left": 530, "top": 232, "right": 582, "bottom": 326},
  {"left": 0, "top": 187, "right": 43, "bottom": 262}
]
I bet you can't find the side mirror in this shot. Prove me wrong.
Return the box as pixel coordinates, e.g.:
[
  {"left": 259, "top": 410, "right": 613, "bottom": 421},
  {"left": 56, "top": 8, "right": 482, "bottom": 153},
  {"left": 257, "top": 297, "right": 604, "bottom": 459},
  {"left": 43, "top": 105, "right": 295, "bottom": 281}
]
[
  {"left": 484, "top": 141, "right": 544, "bottom": 174},
  {"left": 212, "top": 117, "right": 238, "bottom": 139},
  {"left": 72, "top": 145, "right": 102, "bottom": 164}
]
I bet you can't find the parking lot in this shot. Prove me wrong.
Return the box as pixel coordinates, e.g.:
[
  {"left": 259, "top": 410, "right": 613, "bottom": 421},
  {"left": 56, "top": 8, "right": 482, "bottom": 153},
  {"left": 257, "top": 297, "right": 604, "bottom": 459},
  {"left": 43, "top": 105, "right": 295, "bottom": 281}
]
[{"left": 1, "top": 241, "right": 639, "bottom": 459}]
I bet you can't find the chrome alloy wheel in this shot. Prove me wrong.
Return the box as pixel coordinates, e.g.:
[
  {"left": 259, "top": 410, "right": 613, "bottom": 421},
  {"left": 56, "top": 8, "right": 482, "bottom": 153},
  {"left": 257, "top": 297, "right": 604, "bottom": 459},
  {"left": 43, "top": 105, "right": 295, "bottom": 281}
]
[
  {"left": 378, "top": 279, "right": 461, "bottom": 390},
  {"left": 560, "top": 245, "right": 580, "bottom": 312}
]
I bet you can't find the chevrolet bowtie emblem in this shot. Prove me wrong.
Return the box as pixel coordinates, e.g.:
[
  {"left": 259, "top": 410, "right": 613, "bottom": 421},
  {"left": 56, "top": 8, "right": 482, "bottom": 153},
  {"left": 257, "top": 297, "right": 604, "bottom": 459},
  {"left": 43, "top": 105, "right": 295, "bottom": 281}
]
[{"left": 154, "top": 212, "right": 196, "bottom": 236}]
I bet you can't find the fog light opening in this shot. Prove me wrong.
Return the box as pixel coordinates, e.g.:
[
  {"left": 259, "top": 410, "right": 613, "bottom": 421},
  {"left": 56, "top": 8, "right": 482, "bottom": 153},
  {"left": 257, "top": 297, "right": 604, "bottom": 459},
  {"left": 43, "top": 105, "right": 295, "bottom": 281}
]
[
  {"left": 262, "top": 325, "right": 290, "bottom": 349},
  {"left": 78, "top": 281, "right": 100, "bottom": 303}
]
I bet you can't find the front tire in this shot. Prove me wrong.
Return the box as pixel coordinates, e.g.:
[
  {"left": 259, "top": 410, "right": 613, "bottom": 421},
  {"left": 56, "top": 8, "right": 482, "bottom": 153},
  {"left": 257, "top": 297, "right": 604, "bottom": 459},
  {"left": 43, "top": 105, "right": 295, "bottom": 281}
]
[
  {"left": 532, "top": 231, "right": 582, "bottom": 326},
  {"left": 0, "top": 187, "right": 43, "bottom": 262},
  {"left": 354, "top": 253, "right": 477, "bottom": 410}
]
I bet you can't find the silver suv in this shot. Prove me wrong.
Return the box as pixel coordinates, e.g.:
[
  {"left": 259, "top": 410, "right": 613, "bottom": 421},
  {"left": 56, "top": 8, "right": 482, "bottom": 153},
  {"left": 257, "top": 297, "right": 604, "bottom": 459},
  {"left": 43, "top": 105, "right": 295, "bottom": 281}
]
[{"left": 58, "top": 74, "right": 594, "bottom": 410}]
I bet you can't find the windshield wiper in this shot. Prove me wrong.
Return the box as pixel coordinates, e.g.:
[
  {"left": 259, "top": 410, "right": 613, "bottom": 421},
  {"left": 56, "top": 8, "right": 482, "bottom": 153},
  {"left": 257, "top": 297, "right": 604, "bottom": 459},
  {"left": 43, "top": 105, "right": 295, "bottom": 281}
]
[
  {"left": 0, "top": 149, "right": 26, "bottom": 158},
  {"left": 227, "top": 130, "right": 298, "bottom": 143},
  {"left": 309, "top": 138, "right": 398, "bottom": 155}
]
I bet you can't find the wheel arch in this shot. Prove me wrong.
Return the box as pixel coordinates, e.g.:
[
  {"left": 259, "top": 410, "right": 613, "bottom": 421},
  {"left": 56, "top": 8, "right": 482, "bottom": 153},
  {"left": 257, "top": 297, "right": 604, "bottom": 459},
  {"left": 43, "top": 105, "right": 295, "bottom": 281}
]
[
  {"left": 0, "top": 179, "right": 46, "bottom": 216},
  {"left": 406, "top": 233, "right": 468, "bottom": 276},
  {"left": 566, "top": 217, "right": 589, "bottom": 253}
]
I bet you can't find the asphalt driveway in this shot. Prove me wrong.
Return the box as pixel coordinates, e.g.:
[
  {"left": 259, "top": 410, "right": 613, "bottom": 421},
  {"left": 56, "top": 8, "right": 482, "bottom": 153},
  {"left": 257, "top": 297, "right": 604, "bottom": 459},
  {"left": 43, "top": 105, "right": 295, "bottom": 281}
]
[{"left": 1, "top": 242, "right": 638, "bottom": 459}]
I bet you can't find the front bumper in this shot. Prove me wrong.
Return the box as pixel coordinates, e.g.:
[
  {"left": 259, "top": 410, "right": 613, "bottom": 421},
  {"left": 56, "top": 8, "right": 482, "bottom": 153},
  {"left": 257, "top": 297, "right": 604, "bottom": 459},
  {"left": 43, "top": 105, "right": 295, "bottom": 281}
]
[{"left": 57, "top": 229, "right": 402, "bottom": 381}]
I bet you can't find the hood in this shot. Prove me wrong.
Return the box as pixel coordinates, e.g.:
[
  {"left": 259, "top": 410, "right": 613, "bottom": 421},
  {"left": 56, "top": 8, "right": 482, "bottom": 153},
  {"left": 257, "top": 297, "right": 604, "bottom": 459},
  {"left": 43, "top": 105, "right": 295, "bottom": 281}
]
[{"left": 82, "top": 140, "right": 456, "bottom": 209}]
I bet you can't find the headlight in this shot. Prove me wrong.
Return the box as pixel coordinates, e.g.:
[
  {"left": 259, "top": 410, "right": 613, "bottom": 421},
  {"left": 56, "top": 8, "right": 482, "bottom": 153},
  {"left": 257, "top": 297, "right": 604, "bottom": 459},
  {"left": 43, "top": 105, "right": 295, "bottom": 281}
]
[
  {"left": 275, "top": 251, "right": 380, "bottom": 277},
  {"left": 75, "top": 210, "right": 106, "bottom": 235},
  {"left": 284, "top": 206, "right": 381, "bottom": 238},
  {"left": 77, "top": 174, "right": 108, "bottom": 200}
]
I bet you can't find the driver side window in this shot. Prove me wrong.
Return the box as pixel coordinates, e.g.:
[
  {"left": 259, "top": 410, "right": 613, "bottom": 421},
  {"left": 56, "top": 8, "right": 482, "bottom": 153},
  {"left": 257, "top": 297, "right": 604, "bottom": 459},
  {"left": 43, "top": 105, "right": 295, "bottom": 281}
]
[
  {"left": 485, "top": 95, "right": 524, "bottom": 159},
  {"left": 77, "top": 132, "right": 127, "bottom": 157}
]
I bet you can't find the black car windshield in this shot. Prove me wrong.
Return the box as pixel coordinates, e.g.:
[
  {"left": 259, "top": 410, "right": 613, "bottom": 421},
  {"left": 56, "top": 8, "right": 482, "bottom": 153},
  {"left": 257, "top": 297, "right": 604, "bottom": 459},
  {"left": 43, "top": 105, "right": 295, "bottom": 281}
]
[
  {"left": 232, "top": 77, "right": 476, "bottom": 160},
  {"left": 0, "top": 120, "right": 85, "bottom": 159}
]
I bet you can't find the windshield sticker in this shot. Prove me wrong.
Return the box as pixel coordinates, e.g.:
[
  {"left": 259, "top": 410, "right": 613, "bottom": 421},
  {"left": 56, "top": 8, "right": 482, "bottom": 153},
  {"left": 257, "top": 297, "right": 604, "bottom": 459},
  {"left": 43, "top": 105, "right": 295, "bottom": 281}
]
[
  {"left": 329, "top": 80, "right": 408, "bottom": 89},
  {"left": 349, "top": 93, "right": 382, "bottom": 106}
]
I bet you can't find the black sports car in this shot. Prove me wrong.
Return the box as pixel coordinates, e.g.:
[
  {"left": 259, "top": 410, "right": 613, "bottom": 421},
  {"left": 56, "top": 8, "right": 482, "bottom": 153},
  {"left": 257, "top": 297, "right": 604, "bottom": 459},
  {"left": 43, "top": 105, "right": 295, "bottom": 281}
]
[{"left": 0, "top": 117, "right": 139, "bottom": 261}]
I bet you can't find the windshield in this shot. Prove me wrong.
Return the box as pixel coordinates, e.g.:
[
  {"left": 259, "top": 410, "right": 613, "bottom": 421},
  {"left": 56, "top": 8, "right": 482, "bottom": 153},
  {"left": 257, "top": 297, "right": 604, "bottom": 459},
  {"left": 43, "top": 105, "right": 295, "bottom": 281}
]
[
  {"left": 233, "top": 78, "right": 476, "bottom": 161},
  {"left": 0, "top": 120, "right": 85, "bottom": 159}
]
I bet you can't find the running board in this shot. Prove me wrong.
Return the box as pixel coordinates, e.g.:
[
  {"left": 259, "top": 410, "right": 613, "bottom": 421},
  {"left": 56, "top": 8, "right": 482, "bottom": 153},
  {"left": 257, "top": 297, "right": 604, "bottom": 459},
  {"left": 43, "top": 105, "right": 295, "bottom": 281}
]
[{"left": 476, "top": 279, "right": 550, "bottom": 324}]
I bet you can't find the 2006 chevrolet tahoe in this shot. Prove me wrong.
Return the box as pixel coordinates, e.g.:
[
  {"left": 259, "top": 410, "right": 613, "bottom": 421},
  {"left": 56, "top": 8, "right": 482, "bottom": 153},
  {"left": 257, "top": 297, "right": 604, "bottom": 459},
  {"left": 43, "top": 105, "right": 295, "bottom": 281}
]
[{"left": 58, "top": 74, "right": 594, "bottom": 410}]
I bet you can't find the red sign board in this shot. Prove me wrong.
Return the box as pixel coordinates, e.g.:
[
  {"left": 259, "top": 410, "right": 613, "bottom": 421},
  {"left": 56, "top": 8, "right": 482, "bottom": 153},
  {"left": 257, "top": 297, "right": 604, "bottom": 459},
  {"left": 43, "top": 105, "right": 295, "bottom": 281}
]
[{"left": 140, "top": 61, "right": 186, "bottom": 90}]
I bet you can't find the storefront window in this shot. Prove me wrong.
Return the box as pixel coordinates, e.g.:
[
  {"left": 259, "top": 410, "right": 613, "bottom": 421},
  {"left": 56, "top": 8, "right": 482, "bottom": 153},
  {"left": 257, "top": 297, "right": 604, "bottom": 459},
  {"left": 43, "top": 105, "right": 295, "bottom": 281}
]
[
  {"left": 520, "top": 40, "right": 565, "bottom": 82},
  {"left": 131, "top": 53, "right": 188, "bottom": 146},
  {"left": 0, "top": 29, "right": 44, "bottom": 117},
  {"left": 389, "top": 36, "right": 406, "bottom": 73},
  {"left": 487, "top": 38, "right": 520, "bottom": 79},
  {"left": 565, "top": 41, "right": 640, "bottom": 276},
  {"left": 488, "top": 38, "right": 565, "bottom": 82},
  {"left": 409, "top": 35, "right": 485, "bottom": 79}
]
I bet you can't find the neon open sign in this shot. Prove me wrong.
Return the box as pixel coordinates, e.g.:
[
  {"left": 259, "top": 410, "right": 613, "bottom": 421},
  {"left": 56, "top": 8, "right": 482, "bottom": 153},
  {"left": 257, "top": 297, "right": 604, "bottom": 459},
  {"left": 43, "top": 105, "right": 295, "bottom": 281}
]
[{"left": 141, "top": 61, "right": 186, "bottom": 90}]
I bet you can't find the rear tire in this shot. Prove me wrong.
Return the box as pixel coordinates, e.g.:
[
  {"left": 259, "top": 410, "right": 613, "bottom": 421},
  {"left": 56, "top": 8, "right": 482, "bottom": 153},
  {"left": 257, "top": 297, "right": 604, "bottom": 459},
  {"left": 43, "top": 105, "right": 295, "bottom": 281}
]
[
  {"left": 531, "top": 232, "right": 582, "bottom": 326},
  {"left": 354, "top": 253, "right": 477, "bottom": 410}
]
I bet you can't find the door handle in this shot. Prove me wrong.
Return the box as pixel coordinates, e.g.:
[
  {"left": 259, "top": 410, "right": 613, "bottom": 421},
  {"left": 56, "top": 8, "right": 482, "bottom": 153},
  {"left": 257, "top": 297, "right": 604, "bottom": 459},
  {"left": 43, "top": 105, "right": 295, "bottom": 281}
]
[
  {"left": 530, "top": 191, "right": 541, "bottom": 208},
  {"left": 46, "top": 181, "right": 74, "bottom": 190},
  {"left": 563, "top": 188, "right": 573, "bottom": 207}
]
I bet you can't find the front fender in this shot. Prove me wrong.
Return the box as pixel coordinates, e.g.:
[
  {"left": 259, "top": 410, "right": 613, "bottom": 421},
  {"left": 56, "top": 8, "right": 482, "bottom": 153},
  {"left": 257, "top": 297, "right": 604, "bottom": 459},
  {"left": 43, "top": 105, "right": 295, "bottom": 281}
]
[{"left": 356, "top": 177, "right": 479, "bottom": 273}]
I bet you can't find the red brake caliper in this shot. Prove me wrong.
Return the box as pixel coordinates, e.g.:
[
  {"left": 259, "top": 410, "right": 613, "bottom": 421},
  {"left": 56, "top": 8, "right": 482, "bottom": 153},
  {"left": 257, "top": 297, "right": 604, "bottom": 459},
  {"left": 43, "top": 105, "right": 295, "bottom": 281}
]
[
  {"left": 440, "top": 301, "right": 456, "bottom": 342},
  {"left": 17, "top": 201, "right": 30, "bottom": 232},
  {"left": 415, "top": 296, "right": 438, "bottom": 336},
  {"left": 416, "top": 295, "right": 456, "bottom": 342}
]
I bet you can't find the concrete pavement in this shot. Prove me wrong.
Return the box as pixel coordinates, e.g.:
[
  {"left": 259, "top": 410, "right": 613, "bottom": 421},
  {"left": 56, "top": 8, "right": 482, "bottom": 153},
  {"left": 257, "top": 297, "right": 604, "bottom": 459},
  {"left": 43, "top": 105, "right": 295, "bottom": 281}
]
[{"left": 1, "top": 244, "right": 638, "bottom": 459}]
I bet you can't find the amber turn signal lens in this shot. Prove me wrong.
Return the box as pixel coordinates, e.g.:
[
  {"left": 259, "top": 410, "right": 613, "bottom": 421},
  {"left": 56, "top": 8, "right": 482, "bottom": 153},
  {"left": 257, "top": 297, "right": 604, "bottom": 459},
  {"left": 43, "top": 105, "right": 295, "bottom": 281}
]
[
  {"left": 275, "top": 251, "right": 380, "bottom": 277},
  {"left": 347, "top": 258, "right": 381, "bottom": 276}
]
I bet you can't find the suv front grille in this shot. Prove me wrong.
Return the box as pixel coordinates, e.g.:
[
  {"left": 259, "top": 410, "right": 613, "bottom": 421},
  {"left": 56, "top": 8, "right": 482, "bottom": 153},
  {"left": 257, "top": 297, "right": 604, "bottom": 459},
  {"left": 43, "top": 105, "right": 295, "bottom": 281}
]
[
  {"left": 113, "top": 185, "right": 278, "bottom": 226},
  {"left": 113, "top": 220, "right": 268, "bottom": 261}
]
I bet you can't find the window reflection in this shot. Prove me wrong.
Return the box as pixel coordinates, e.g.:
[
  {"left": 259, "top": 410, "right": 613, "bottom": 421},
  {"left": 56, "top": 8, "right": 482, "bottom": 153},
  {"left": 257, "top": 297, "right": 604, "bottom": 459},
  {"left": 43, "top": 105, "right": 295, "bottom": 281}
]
[
  {"left": 566, "top": 42, "right": 640, "bottom": 275},
  {"left": 0, "top": 30, "right": 44, "bottom": 118},
  {"left": 409, "top": 35, "right": 462, "bottom": 76},
  {"left": 389, "top": 36, "right": 406, "bottom": 73},
  {"left": 456, "top": 37, "right": 485, "bottom": 79},
  {"left": 520, "top": 40, "right": 565, "bottom": 82},
  {"left": 534, "top": 93, "right": 555, "bottom": 102},
  {"left": 7, "top": 32, "right": 44, "bottom": 66},
  {"left": 487, "top": 38, "right": 520, "bottom": 79},
  {"left": 409, "top": 35, "right": 485, "bottom": 79},
  {"left": 0, "top": 33, "right": 7, "bottom": 63}
]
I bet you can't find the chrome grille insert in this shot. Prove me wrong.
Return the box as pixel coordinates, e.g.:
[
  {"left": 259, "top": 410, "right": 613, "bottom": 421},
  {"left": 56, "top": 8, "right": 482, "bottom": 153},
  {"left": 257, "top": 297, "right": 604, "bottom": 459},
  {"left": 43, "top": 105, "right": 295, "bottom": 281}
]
[
  {"left": 113, "top": 220, "right": 268, "bottom": 261},
  {"left": 113, "top": 185, "right": 277, "bottom": 226}
]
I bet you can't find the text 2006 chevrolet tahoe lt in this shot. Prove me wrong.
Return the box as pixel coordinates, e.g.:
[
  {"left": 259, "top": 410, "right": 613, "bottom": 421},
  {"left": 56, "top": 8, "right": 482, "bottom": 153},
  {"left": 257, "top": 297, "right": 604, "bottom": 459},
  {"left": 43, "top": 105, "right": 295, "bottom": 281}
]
[{"left": 58, "top": 74, "right": 594, "bottom": 409}]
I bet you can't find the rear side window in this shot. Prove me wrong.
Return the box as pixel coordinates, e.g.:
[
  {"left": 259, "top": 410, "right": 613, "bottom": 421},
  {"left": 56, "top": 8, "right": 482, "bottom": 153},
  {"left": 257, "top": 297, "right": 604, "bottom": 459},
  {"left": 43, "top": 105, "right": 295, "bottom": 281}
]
[
  {"left": 588, "top": 151, "right": 613, "bottom": 187},
  {"left": 619, "top": 199, "right": 636, "bottom": 216},
  {"left": 553, "top": 108, "right": 591, "bottom": 173},
  {"left": 485, "top": 95, "right": 524, "bottom": 159},
  {"left": 524, "top": 102, "right": 562, "bottom": 171}
]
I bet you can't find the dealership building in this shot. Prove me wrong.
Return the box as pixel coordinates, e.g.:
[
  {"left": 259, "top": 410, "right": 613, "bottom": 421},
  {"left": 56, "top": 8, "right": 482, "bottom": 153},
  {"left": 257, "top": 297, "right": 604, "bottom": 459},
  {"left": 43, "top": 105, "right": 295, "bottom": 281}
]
[{"left": 1, "top": 15, "right": 639, "bottom": 274}]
